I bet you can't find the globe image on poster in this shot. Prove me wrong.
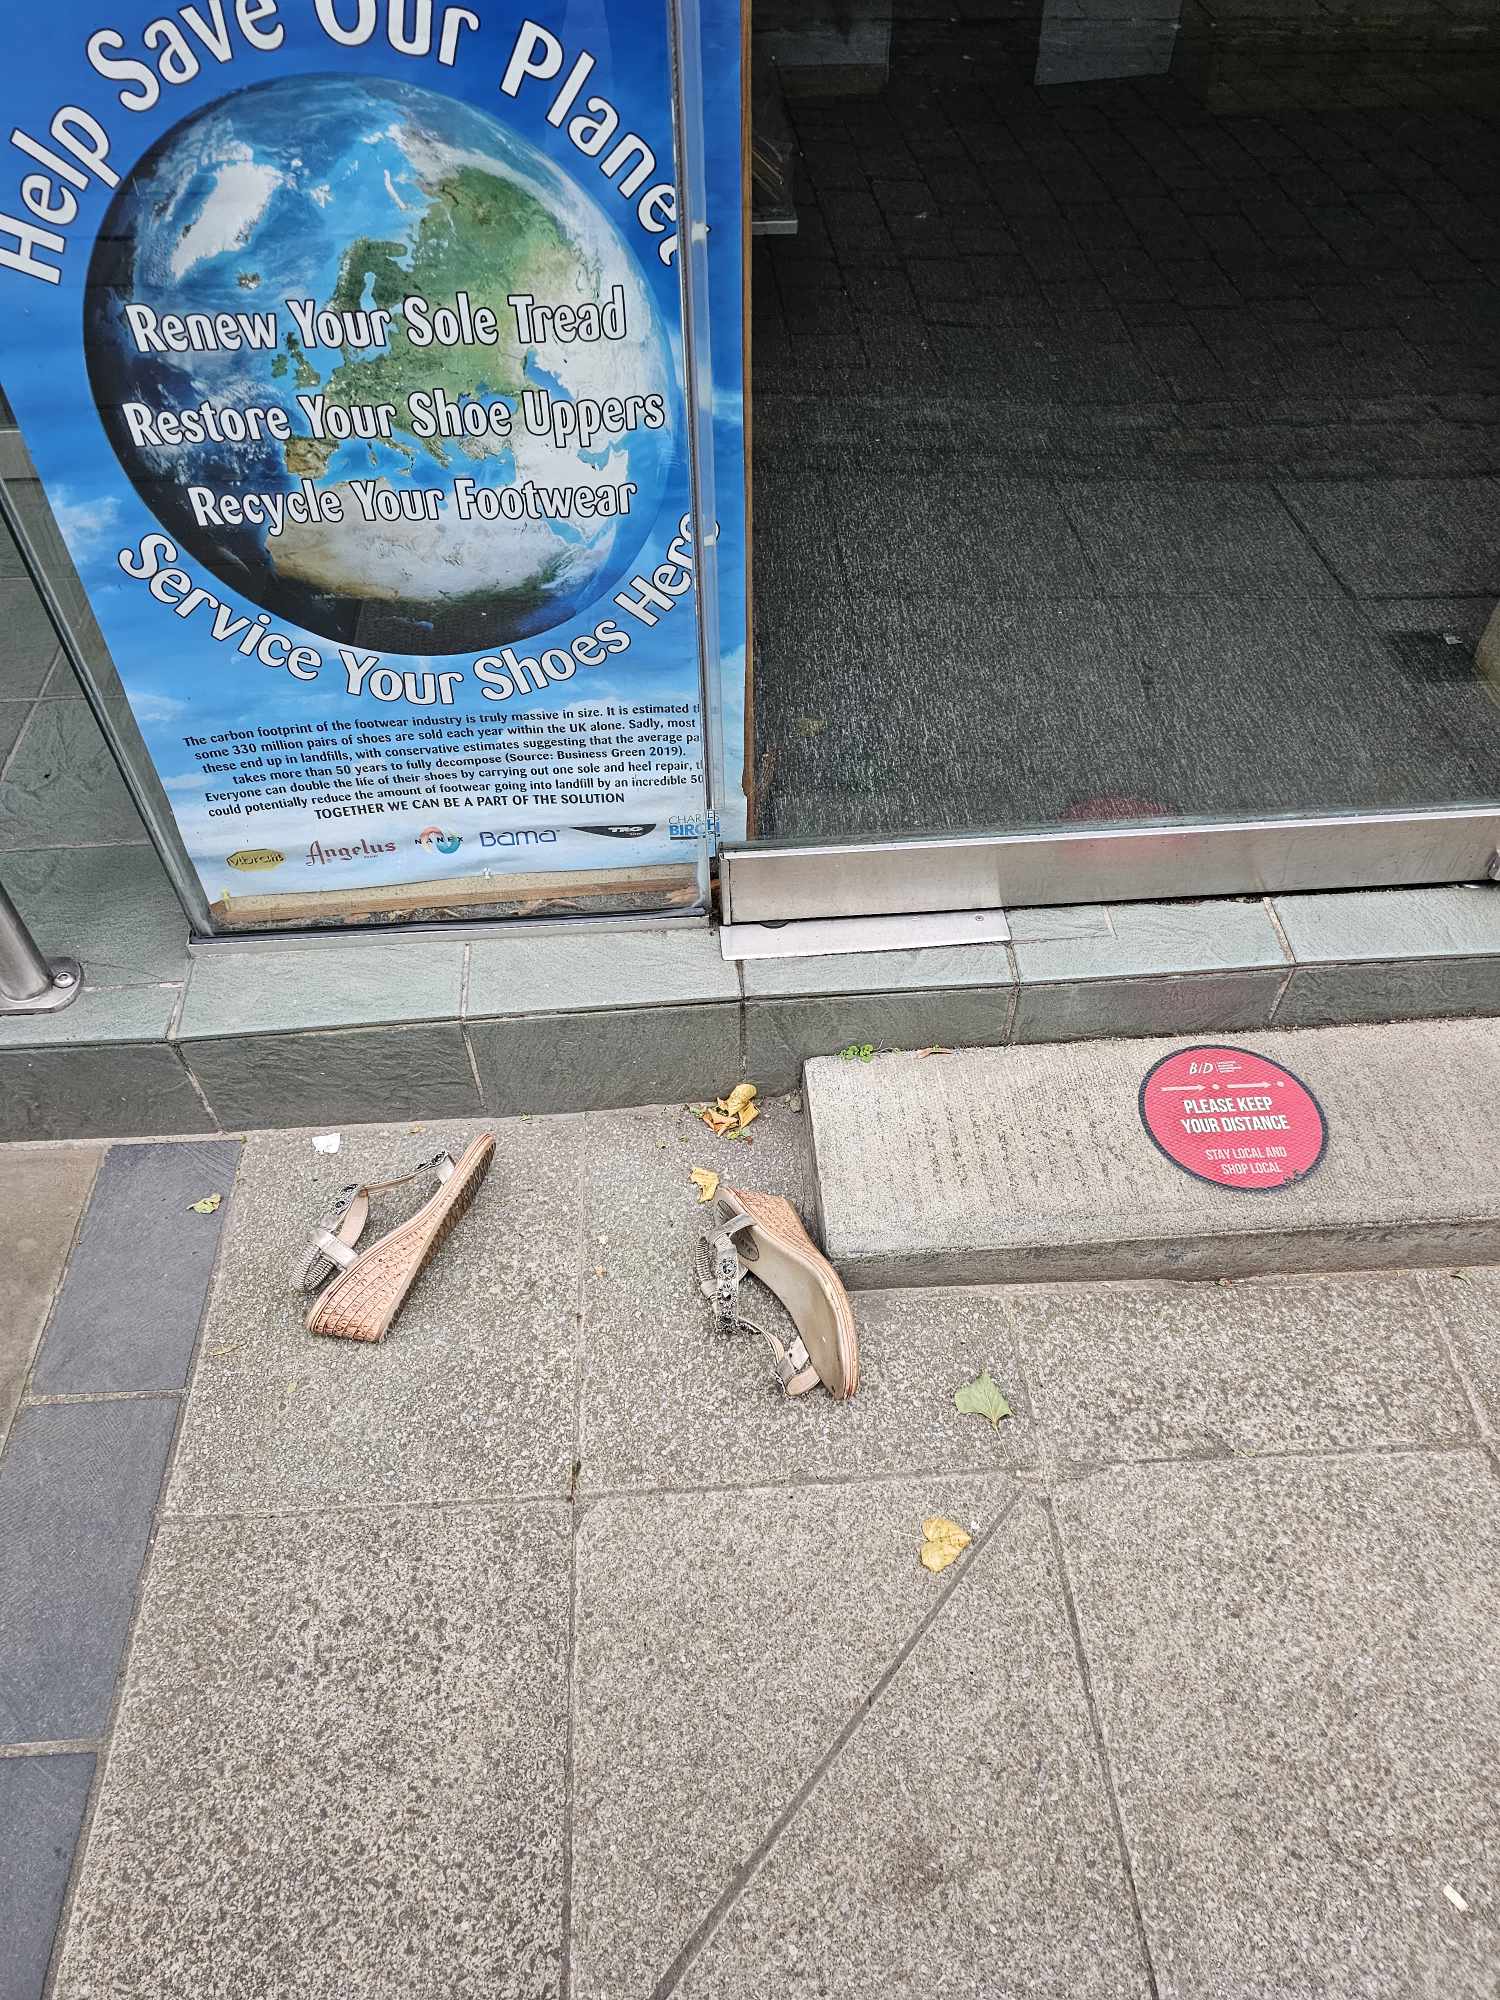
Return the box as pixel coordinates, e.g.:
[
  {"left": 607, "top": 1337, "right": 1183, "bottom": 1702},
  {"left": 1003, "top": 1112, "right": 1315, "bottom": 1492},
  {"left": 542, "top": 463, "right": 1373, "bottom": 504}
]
[{"left": 85, "top": 74, "right": 676, "bottom": 654}]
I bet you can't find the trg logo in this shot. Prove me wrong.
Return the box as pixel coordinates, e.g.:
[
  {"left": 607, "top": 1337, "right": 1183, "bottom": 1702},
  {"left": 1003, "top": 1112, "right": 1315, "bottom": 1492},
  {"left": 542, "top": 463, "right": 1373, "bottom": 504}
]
[{"left": 416, "top": 827, "right": 463, "bottom": 855}]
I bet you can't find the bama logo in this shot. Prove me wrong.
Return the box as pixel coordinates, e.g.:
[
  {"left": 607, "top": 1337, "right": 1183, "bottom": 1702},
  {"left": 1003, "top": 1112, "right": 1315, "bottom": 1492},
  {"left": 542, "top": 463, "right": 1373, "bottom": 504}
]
[
  {"left": 306, "top": 839, "right": 398, "bottom": 868},
  {"left": 478, "top": 829, "right": 558, "bottom": 849},
  {"left": 225, "top": 848, "right": 284, "bottom": 872},
  {"left": 416, "top": 827, "right": 463, "bottom": 855}
]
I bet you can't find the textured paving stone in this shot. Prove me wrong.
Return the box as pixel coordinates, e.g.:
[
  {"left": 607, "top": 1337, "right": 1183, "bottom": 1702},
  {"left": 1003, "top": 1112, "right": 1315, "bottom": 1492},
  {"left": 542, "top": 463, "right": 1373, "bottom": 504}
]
[
  {"left": 1057, "top": 1453, "right": 1500, "bottom": 2000},
  {"left": 166, "top": 1118, "right": 583, "bottom": 1512},
  {"left": 0, "top": 1043, "right": 213, "bottom": 1143},
  {"left": 0, "top": 1752, "right": 95, "bottom": 2000},
  {"left": 1012, "top": 1270, "right": 1475, "bottom": 1465},
  {"left": 0, "top": 1144, "right": 99, "bottom": 1442},
  {"left": 184, "top": 1022, "right": 483, "bottom": 1129},
  {"left": 34, "top": 1139, "right": 241, "bottom": 1395},
  {"left": 807, "top": 1020, "right": 1500, "bottom": 1286},
  {"left": 2, "top": 846, "right": 187, "bottom": 989},
  {"left": 0, "top": 1400, "right": 176, "bottom": 1743},
  {"left": 580, "top": 1099, "right": 1036, "bottom": 1490},
  {"left": 177, "top": 941, "right": 465, "bottom": 1039},
  {"left": 0, "top": 701, "right": 145, "bottom": 850},
  {"left": 52, "top": 1506, "right": 570, "bottom": 2000},
  {"left": 571, "top": 1473, "right": 1022, "bottom": 2000},
  {"left": 677, "top": 1499, "right": 1152, "bottom": 2000},
  {"left": 1420, "top": 1267, "right": 1500, "bottom": 1441}
]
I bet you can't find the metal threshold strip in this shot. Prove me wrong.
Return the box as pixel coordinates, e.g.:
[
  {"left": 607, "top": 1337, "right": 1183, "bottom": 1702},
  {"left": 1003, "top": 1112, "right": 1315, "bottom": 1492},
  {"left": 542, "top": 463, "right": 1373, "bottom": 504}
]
[{"left": 719, "top": 807, "right": 1500, "bottom": 929}]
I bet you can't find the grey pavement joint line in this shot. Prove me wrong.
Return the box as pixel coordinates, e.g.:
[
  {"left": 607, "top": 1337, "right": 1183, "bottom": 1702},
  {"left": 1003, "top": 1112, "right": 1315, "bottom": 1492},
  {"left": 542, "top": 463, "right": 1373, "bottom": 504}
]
[
  {"left": 559, "top": 1187, "right": 591, "bottom": 2000},
  {"left": 1043, "top": 1497, "right": 1161, "bottom": 2000},
  {"left": 646, "top": 1487, "right": 1027, "bottom": 2000},
  {"left": 1416, "top": 1277, "right": 1493, "bottom": 1443},
  {"left": 1261, "top": 896, "right": 1296, "bottom": 967},
  {"left": 0, "top": 1739, "right": 101, "bottom": 1758},
  {"left": 173, "top": 1044, "right": 223, "bottom": 1130},
  {"left": 23, "top": 1391, "right": 182, "bottom": 1409}
]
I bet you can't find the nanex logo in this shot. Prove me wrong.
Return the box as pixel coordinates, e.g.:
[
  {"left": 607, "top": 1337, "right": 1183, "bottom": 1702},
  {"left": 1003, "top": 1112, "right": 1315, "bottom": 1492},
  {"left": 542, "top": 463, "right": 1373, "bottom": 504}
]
[{"left": 416, "top": 827, "right": 463, "bottom": 855}]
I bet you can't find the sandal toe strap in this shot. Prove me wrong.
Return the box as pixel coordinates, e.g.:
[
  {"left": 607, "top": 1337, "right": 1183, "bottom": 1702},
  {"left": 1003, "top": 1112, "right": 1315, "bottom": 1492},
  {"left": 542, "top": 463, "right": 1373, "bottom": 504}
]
[
  {"left": 698, "top": 1212, "right": 818, "bottom": 1397},
  {"left": 290, "top": 1184, "right": 370, "bottom": 1294}
]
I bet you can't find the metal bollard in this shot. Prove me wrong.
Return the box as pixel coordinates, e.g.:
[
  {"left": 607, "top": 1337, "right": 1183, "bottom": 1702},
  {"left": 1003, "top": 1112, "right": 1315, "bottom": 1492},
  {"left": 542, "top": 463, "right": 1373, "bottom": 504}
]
[{"left": 0, "top": 880, "right": 81, "bottom": 1015}]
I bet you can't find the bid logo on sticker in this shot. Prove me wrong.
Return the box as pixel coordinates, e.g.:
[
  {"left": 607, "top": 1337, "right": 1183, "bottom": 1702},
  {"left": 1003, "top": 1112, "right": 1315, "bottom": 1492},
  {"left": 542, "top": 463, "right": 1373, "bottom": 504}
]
[{"left": 416, "top": 827, "right": 463, "bottom": 855}]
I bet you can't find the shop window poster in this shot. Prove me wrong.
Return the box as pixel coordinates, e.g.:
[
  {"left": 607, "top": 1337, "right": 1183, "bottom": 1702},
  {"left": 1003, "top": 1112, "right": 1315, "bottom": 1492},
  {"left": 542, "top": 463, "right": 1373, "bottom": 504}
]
[{"left": 0, "top": 0, "right": 742, "bottom": 924}]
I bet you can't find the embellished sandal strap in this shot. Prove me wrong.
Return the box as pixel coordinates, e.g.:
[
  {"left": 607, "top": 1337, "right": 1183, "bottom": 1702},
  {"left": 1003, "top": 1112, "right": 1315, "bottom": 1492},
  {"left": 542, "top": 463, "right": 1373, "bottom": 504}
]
[
  {"left": 697, "top": 1208, "right": 819, "bottom": 1397},
  {"left": 290, "top": 1151, "right": 456, "bottom": 1295}
]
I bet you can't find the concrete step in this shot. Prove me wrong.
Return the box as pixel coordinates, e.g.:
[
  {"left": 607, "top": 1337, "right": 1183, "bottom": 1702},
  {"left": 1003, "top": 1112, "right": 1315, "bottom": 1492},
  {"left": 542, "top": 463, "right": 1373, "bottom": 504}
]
[{"left": 806, "top": 1018, "right": 1500, "bottom": 1288}]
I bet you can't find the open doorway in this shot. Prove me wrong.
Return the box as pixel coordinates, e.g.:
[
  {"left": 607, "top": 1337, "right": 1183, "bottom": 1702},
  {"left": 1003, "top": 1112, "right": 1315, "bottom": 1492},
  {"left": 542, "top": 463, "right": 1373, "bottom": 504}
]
[{"left": 746, "top": 0, "right": 1500, "bottom": 853}]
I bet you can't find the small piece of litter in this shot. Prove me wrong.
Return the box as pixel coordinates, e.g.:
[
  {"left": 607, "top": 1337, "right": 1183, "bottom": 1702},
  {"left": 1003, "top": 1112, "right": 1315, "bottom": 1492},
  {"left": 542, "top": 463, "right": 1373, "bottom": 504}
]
[
  {"left": 917, "top": 1045, "right": 952, "bottom": 1058},
  {"left": 690, "top": 1083, "right": 760, "bottom": 1138},
  {"left": 1443, "top": 1884, "right": 1469, "bottom": 1913},
  {"left": 187, "top": 1194, "right": 222, "bottom": 1214},
  {"left": 312, "top": 1134, "right": 341, "bottom": 1154},
  {"left": 690, "top": 1168, "right": 720, "bottom": 1204},
  {"left": 920, "top": 1516, "right": 973, "bottom": 1574}
]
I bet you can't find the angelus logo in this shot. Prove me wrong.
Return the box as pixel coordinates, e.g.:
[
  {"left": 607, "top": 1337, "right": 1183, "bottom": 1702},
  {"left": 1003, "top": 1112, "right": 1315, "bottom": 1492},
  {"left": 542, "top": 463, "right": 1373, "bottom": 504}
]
[
  {"left": 416, "top": 827, "right": 463, "bottom": 854},
  {"left": 226, "top": 848, "right": 284, "bottom": 871}
]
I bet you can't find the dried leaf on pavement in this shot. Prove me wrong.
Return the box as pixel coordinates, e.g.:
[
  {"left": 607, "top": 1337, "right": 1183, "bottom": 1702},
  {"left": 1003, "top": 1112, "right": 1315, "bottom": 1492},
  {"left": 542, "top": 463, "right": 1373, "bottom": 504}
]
[
  {"left": 690, "top": 1082, "right": 761, "bottom": 1138},
  {"left": 920, "top": 1516, "right": 973, "bottom": 1573},
  {"left": 187, "top": 1193, "right": 222, "bottom": 1214},
  {"left": 953, "top": 1367, "right": 1013, "bottom": 1430},
  {"left": 690, "top": 1168, "right": 720, "bottom": 1204}
]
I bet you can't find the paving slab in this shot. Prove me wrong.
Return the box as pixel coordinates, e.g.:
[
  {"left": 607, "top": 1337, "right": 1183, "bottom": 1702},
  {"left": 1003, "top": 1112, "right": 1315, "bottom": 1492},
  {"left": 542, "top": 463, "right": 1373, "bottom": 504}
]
[
  {"left": 1419, "top": 1266, "right": 1500, "bottom": 1440},
  {"left": 166, "top": 1117, "right": 584, "bottom": 1513},
  {"left": 677, "top": 1498, "right": 1152, "bottom": 2000},
  {"left": 1056, "top": 1453, "right": 1500, "bottom": 2000},
  {"left": 570, "top": 1473, "right": 1022, "bottom": 2000},
  {"left": 0, "top": 1752, "right": 95, "bottom": 2000},
  {"left": 806, "top": 1020, "right": 1500, "bottom": 1287},
  {"left": 33, "top": 1138, "right": 241, "bottom": 1395},
  {"left": 52, "top": 1506, "right": 570, "bottom": 2000},
  {"left": 0, "top": 1144, "right": 99, "bottom": 1442},
  {"left": 0, "top": 1400, "right": 176, "bottom": 1743},
  {"left": 1010, "top": 1271, "right": 1476, "bottom": 1466},
  {"left": 578, "top": 1105, "right": 1037, "bottom": 1491}
]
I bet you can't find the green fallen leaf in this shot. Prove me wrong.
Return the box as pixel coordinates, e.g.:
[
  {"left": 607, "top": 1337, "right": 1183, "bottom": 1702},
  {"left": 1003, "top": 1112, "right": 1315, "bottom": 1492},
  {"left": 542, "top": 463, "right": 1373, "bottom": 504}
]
[
  {"left": 188, "top": 1193, "right": 222, "bottom": 1214},
  {"left": 954, "top": 1367, "right": 1012, "bottom": 1430}
]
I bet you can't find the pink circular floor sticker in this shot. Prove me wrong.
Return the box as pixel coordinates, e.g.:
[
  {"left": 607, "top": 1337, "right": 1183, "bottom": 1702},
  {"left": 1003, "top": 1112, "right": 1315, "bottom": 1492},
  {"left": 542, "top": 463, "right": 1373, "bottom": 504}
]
[{"left": 1139, "top": 1044, "right": 1327, "bottom": 1192}]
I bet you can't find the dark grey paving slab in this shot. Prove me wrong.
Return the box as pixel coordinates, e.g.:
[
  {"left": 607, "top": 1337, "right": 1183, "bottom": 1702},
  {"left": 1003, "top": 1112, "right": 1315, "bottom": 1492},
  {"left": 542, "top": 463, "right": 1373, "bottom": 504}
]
[
  {"left": 52, "top": 1506, "right": 570, "bottom": 2000},
  {"left": 0, "top": 1752, "right": 95, "bottom": 2000},
  {"left": 831, "top": 472, "right": 1097, "bottom": 598},
  {"left": 177, "top": 940, "right": 465, "bottom": 1041},
  {"left": 677, "top": 1498, "right": 1152, "bottom": 2000},
  {"left": 468, "top": 924, "right": 736, "bottom": 1015},
  {"left": 1420, "top": 1267, "right": 1500, "bottom": 1441},
  {"left": 33, "top": 1139, "right": 241, "bottom": 1396},
  {"left": 1274, "top": 887, "right": 1500, "bottom": 964},
  {"left": 184, "top": 1022, "right": 482, "bottom": 1130},
  {"left": 1274, "top": 958, "right": 1500, "bottom": 1028},
  {"left": 0, "top": 1045, "right": 213, "bottom": 1143},
  {"left": 572, "top": 1473, "right": 1023, "bottom": 2000},
  {"left": 1013, "top": 968, "right": 1287, "bottom": 1043},
  {"left": 1012, "top": 899, "right": 1287, "bottom": 983},
  {"left": 0, "top": 1399, "right": 176, "bottom": 1743},
  {"left": 807, "top": 1020, "right": 1500, "bottom": 1288},
  {"left": 166, "top": 1117, "right": 583, "bottom": 1512},
  {"left": 3, "top": 845, "right": 188, "bottom": 988},
  {"left": 1276, "top": 477, "right": 1500, "bottom": 595},
  {"left": 467, "top": 1003, "right": 739, "bottom": 1117},
  {"left": 1014, "top": 1271, "right": 1475, "bottom": 1467},
  {"left": 745, "top": 988, "right": 1013, "bottom": 1093},
  {"left": 0, "top": 699, "right": 28, "bottom": 770},
  {"left": 579, "top": 1104, "right": 1035, "bottom": 1493},
  {"left": 0, "top": 577, "right": 57, "bottom": 700},
  {"left": 1062, "top": 479, "right": 1336, "bottom": 594},
  {"left": 1057, "top": 1453, "right": 1500, "bottom": 2000},
  {"left": 0, "top": 701, "right": 146, "bottom": 850},
  {"left": 0, "top": 1145, "right": 100, "bottom": 1442}
]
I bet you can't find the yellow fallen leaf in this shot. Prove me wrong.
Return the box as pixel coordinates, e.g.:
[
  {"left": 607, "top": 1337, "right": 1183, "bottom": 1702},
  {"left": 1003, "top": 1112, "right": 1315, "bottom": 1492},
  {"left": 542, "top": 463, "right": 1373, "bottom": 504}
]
[
  {"left": 690, "top": 1168, "right": 720, "bottom": 1204},
  {"left": 188, "top": 1193, "right": 222, "bottom": 1214},
  {"left": 721, "top": 1082, "right": 758, "bottom": 1120},
  {"left": 736, "top": 1100, "right": 761, "bottom": 1130},
  {"left": 701, "top": 1108, "right": 735, "bottom": 1135},
  {"left": 920, "top": 1516, "right": 973, "bottom": 1574}
]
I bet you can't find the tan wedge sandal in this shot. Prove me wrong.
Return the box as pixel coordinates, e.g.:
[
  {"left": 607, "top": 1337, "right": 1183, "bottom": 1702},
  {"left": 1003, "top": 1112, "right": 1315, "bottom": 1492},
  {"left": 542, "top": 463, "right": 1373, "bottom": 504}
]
[
  {"left": 294, "top": 1135, "right": 495, "bottom": 1342},
  {"left": 698, "top": 1188, "right": 859, "bottom": 1400}
]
